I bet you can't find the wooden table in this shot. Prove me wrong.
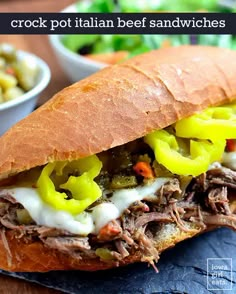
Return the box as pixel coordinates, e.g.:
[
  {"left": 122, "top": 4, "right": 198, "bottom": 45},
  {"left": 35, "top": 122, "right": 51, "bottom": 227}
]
[
  {"left": 0, "top": 275, "right": 62, "bottom": 293},
  {"left": 0, "top": 0, "right": 76, "bottom": 292}
]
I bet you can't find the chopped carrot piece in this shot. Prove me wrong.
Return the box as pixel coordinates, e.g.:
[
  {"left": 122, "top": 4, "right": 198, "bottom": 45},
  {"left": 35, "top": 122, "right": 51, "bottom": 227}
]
[
  {"left": 98, "top": 221, "right": 121, "bottom": 241},
  {"left": 5, "top": 67, "right": 15, "bottom": 76},
  {"left": 133, "top": 161, "right": 154, "bottom": 179},
  {"left": 226, "top": 139, "right": 236, "bottom": 152}
]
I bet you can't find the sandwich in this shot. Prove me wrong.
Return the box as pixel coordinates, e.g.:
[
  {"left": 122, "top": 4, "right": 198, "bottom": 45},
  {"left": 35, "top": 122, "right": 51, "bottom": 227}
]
[{"left": 0, "top": 45, "right": 235, "bottom": 272}]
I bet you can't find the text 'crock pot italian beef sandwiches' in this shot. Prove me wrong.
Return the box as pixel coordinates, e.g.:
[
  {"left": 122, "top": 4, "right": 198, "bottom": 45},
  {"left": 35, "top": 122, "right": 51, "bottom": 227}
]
[{"left": 0, "top": 45, "right": 236, "bottom": 272}]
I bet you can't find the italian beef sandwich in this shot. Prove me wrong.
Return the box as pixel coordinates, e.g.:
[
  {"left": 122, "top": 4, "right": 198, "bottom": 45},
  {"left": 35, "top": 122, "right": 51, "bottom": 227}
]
[{"left": 0, "top": 45, "right": 236, "bottom": 272}]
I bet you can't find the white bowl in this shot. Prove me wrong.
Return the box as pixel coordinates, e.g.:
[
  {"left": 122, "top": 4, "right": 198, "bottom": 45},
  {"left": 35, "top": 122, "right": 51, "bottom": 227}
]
[
  {"left": 0, "top": 50, "right": 51, "bottom": 135},
  {"left": 48, "top": 4, "right": 106, "bottom": 83}
]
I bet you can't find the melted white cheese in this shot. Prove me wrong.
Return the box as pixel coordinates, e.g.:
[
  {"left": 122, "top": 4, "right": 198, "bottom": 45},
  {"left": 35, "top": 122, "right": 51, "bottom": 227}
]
[{"left": 0, "top": 178, "right": 169, "bottom": 236}]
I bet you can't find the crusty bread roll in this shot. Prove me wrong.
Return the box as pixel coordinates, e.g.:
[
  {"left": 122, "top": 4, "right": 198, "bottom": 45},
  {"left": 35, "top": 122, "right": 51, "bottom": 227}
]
[
  {"left": 0, "top": 45, "right": 236, "bottom": 272},
  {"left": 0, "top": 223, "right": 199, "bottom": 272},
  {"left": 1, "top": 45, "right": 236, "bottom": 180}
]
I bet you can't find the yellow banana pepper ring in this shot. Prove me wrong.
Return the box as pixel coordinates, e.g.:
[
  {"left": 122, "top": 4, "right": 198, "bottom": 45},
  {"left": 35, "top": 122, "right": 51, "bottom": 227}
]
[
  {"left": 175, "top": 106, "right": 236, "bottom": 141},
  {"left": 37, "top": 155, "right": 102, "bottom": 215},
  {"left": 145, "top": 130, "right": 226, "bottom": 176}
]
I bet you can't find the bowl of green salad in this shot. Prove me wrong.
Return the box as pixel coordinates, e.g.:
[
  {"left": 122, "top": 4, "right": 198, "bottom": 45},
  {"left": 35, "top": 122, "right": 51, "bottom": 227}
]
[{"left": 49, "top": 0, "right": 236, "bottom": 83}]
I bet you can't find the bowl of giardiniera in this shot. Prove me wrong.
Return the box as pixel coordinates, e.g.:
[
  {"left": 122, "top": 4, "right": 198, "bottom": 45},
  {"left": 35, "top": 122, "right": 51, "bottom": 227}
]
[{"left": 0, "top": 43, "right": 51, "bottom": 135}]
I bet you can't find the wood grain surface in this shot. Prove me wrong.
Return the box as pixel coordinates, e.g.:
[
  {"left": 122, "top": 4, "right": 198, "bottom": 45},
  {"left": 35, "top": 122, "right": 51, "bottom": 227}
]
[
  {"left": 0, "top": 275, "right": 62, "bottom": 294},
  {"left": 0, "top": 0, "right": 76, "bottom": 293}
]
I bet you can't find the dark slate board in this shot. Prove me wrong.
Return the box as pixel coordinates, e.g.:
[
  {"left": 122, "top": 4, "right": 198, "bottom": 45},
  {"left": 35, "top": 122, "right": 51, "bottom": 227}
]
[{"left": 1, "top": 228, "right": 235, "bottom": 294}]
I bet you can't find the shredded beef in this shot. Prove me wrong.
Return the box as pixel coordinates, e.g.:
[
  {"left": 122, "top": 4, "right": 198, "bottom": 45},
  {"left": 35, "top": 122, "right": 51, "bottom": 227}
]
[
  {"left": 128, "top": 201, "right": 149, "bottom": 212},
  {"left": 43, "top": 237, "right": 91, "bottom": 253},
  {"left": 0, "top": 166, "right": 235, "bottom": 266},
  {"left": 0, "top": 216, "right": 20, "bottom": 230},
  {"left": 190, "top": 212, "right": 236, "bottom": 230},
  {"left": 115, "top": 240, "right": 129, "bottom": 258},
  {"left": 121, "top": 230, "right": 134, "bottom": 245},
  {"left": 134, "top": 212, "right": 172, "bottom": 228},
  {"left": 97, "top": 220, "right": 122, "bottom": 242},
  {"left": 207, "top": 187, "right": 231, "bottom": 215},
  {"left": 154, "top": 178, "right": 182, "bottom": 206},
  {"left": 35, "top": 227, "right": 75, "bottom": 238},
  {"left": 200, "top": 167, "right": 236, "bottom": 190},
  {"left": 160, "top": 178, "right": 182, "bottom": 198},
  {"left": 168, "top": 200, "right": 197, "bottom": 233},
  {"left": 134, "top": 229, "right": 160, "bottom": 271}
]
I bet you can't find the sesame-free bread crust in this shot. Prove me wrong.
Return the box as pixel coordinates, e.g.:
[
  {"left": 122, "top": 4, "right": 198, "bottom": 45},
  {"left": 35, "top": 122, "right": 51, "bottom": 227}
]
[
  {"left": 0, "top": 46, "right": 236, "bottom": 180},
  {"left": 0, "top": 223, "right": 200, "bottom": 272}
]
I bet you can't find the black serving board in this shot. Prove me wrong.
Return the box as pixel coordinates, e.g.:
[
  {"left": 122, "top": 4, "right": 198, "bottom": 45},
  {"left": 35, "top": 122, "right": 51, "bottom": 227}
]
[{"left": 1, "top": 228, "right": 235, "bottom": 294}]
